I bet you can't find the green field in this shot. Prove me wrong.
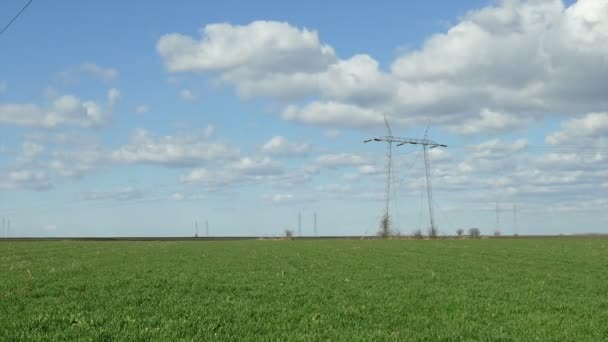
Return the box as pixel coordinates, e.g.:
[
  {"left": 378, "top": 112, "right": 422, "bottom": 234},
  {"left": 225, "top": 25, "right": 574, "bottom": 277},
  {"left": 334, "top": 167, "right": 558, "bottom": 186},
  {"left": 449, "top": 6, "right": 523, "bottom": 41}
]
[{"left": 1, "top": 238, "right": 607, "bottom": 341}]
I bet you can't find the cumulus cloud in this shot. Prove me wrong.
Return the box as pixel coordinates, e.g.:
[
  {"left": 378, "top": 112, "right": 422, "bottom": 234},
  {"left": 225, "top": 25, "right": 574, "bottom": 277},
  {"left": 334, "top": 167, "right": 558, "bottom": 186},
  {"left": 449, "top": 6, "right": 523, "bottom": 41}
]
[
  {"left": 0, "top": 94, "right": 108, "bottom": 128},
  {"left": 390, "top": 0, "right": 608, "bottom": 117},
  {"left": 79, "top": 62, "right": 119, "bottom": 81},
  {"left": 157, "top": 21, "right": 336, "bottom": 75},
  {"left": 260, "top": 136, "right": 310, "bottom": 157},
  {"left": 180, "top": 89, "right": 197, "bottom": 101},
  {"left": 82, "top": 186, "right": 143, "bottom": 201},
  {"left": 446, "top": 109, "right": 529, "bottom": 135},
  {"left": 50, "top": 145, "right": 106, "bottom": 178},
  {"left": 111, "top": 129, "right": 239, "bottom": 167},
  {"left": 0, "top": 169, "right": 51, "bottom": 191},
  {"left": 21, "top": 142, "right": 44, "bottom": 160},
  {"left": 157, "top": 2, "right": 608, "bottom": 134},
  {"left": 266, "top": 193, "right": 297, "bottom": 205},
  {"left": 282, "top": 101, "right": 387, "bottom": 128},
  {"left": 315, "top": 183, "right": 351, "bottom": 193},
  {"left": 107, "top": 88, "right": 121, "bottom": 107},
  {"left": 315, "top": 153, "right": 368, "bottom": 168},
  {"left": 135, "top": 105, "right": 151, "bottom": 114},
  {"left": 179, "top": 155, "right": 321, "bottom": 190},
  {"left": 546, "top": 112, "right": 608, "bottom": 145}
]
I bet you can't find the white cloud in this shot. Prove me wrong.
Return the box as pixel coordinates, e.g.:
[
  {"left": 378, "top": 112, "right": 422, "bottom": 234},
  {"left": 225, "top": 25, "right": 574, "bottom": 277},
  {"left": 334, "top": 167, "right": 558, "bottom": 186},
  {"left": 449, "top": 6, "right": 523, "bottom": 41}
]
[
  {"left": 50, "top": 145, "right": 106, "bottom": 178},
  {"left": 82, "top": 186, "right": 143, "bottom": 201},
  {"left": 177, "top": 156, "right": 321, "bottom": 190},
  {"left": 0, "top": 169, "right": 51, "bottom": 190},
  {"left": 260, "top": 136, "right": 310, "bottom": 157},
  {"left": 135, "top": 105, "right": 151, "bottom": 114},
  {"left": 170, "top": 192, "right": 185, "bottom": 201},
  {"left": 79, "top": 62, "right": 119, "bottom": 81},
  {"left": 324, "top": 129, "right": 341, "bottom": 138},
  {"left": 157, "top": 21, "right": 336, "bottom": 75},
  {"left": 390, "top": 0, "right": 608, "bottom": 118},
  {"left": 21, "top": 142, "right": 44, "bottom": 160},
  {"left": 111, "top": 129, "right": 239, "bottom": 167},
  {"left": 446, "top": 108, "right": 529, "bottom": 135},
  {"left": 546, "top": 112, "right": 608, "bottom": 145},
  {"left": 57, "top": 62, "right": 119, "bottom": 83},
  {"left": 358, "top": 165, "right": 378, "bottom": 175},
  {"left": 180, "top": 89, "right": 196, "bottom": 101},
  {"left": 283, "top": 101, "right": 387, "bottom": 129},
  {"left": 316, "top": 183, "right": 351, "bottom": 193},
  {"left": 156, "top": 3, "right": 608, "bottom": 134},
  {"left": 203, "top": 124, "right": 215, "bottom": 138},
  {"left": 267, "top": 193, "right": 296, "bottom": 205},
  {"left": 169, "top": 192, "right": 205, "bottom": 201},
  {"left": 0, "top": 94, "right": 108, "bottom": 128},
  {"left": 108, "top": 88, "right": 121, "bottom": 107},
  {"left": 315, "top": 153, "right": 367, "bottom": 168}
]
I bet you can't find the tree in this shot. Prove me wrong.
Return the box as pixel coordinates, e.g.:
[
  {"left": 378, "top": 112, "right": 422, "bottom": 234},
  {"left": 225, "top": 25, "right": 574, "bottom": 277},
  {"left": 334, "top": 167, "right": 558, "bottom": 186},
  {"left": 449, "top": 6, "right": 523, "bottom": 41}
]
[
  {"left": 412, "top": 229, "right": 423, "bottom": 239},
  {"left": 378, "top": 213, "right": 392, "bottom": 238},
  {"left": 469, "top": 227, "right": 481, "bottom": 238},
  {"left": 429, "top": 226, "right": 438, "bottom": 239},
  {"left": 456, "top": 228, "right": 464, "bottom": 237},
  {"left": 284, "top": 229, "right": 294, "bottom": 240}
]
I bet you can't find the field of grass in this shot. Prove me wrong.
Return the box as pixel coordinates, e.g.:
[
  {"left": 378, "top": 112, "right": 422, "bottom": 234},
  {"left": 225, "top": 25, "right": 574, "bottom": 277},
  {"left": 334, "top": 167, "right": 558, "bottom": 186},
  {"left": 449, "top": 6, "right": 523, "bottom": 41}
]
[{"left": 1, "top": 238, "right": 607, "bottom": 340}]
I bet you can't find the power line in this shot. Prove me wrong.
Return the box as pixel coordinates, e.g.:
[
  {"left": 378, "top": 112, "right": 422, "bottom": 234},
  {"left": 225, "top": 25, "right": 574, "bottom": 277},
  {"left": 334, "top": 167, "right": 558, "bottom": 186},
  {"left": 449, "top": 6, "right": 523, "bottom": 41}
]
[
  {"left": 0, "top": 0, "right": 33, "bottom": 37},
  {"left": 364, "top": 118, "right": 447, "bottom": 238}
]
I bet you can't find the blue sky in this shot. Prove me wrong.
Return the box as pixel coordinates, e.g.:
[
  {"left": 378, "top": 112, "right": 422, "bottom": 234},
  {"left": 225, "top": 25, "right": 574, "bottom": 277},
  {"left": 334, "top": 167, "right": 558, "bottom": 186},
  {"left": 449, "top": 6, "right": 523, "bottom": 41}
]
[{"left": 1, "top": 0, "right": 607, "bottom": 237}]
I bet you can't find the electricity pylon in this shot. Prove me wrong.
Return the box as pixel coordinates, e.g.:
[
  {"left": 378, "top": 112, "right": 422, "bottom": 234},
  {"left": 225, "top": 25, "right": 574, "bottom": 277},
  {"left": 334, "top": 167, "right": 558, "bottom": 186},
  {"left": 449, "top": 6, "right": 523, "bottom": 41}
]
[
  {"left": 364, "top": 115, "right": 396, "bottom": 237},
  {"left": 365, "top": 121, "right": 446, "bottom": 238}
]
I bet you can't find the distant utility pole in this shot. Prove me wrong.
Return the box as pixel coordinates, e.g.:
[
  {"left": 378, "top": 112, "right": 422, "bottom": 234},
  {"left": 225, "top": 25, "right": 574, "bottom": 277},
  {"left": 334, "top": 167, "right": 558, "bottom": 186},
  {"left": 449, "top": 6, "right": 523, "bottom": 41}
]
[
  {"left": 364, "top": 119, "right": 447, "bottom": 237},
  {"left": 495, "top": 201, "right": 500, "bottom": 233},
  {"left": 298, "top": 211, "right": 302, "bottom": 237},
  {"left": 195, "top": 221, "right": 199, "bottom": 238},
  {"left": 513, "top": 203, "right": 518, "bottom": 235},
  {"left": 314, "top": 212, "right": 318, "bottom": 237},
  {"left": 205, "top": 220, "right": 209, "bottom": 237},
  {"left": 2, "top": 217, "right": 5, "bottom": 238}
]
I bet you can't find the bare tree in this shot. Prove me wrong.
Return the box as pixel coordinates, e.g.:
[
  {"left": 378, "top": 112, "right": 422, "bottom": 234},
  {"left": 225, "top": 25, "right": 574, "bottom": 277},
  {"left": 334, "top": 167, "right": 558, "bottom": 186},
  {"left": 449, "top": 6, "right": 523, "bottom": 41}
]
[
  {"left": 494, "top": 230, "right": 501, "bottom": 237},
  {"left": 469, "top": 227, "right": 481, "bottom": 238},
  {"left": 412, "top": 229, "right": 423, "bottom": 239},
  {"left": 456, "top": 228, "right": 464, "bottom": 237},
  {"left": 429, "top": 226, "right": 438, "bottom": 239},
  {"left": 284, "top": 229, "right": 294, "bottom": 240},
  {"left": 378, "top": 213, "right": 392, "bottom": 238}
]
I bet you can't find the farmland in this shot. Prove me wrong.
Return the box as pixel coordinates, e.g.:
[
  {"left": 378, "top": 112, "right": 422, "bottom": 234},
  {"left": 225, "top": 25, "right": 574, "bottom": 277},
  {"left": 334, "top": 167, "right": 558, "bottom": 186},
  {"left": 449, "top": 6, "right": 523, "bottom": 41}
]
[{"left": 1, "top": 238, "right": 607, "bottom": 340}]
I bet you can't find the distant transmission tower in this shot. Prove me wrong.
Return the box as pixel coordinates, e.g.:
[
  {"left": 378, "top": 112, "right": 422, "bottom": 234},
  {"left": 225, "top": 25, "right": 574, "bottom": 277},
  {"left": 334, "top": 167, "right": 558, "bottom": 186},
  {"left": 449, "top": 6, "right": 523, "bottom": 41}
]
[
  {"left": 298, "top": 211, "right": 302, "bottom": 237},
  {"left": 314, "top": 212, "right": 318, "bottom": 237},
  {"left": 364, "top": 115, "right": 396, "bottom": 237},
  {"left": 195, "top": 221, "right": 199, "bottom": 238},
  {"left": 513, "top": 203, "right": 518, "bottom": 236},
  {"left": 365, "top": 120, "right": 446, "bottom": 238},
  {"left": 206, "top": 220, "right": 209, "bottom": 237},
  {"left": 496, "top": 200, "right": 500, "bottom": 233}
]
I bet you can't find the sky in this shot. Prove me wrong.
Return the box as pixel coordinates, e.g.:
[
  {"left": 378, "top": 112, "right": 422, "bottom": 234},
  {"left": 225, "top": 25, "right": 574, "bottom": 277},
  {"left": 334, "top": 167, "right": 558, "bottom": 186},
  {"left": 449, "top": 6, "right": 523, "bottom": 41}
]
[{"left": 1, "top": 0, "right": 607, "bottom": 237}]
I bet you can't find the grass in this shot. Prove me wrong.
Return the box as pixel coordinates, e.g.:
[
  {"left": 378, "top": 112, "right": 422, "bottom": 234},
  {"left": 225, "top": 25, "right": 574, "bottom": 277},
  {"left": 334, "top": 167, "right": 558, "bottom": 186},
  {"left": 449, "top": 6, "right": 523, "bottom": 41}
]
[{"left": 1, "top": 238, "right": 607, "bottom": 341}]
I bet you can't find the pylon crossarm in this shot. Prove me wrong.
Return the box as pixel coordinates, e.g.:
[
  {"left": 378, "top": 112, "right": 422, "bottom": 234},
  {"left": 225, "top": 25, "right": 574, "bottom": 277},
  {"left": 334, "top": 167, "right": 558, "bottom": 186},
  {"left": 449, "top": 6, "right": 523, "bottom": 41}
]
[{"left": 364, "top": 136, "right": 446, "bottom": 148}]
